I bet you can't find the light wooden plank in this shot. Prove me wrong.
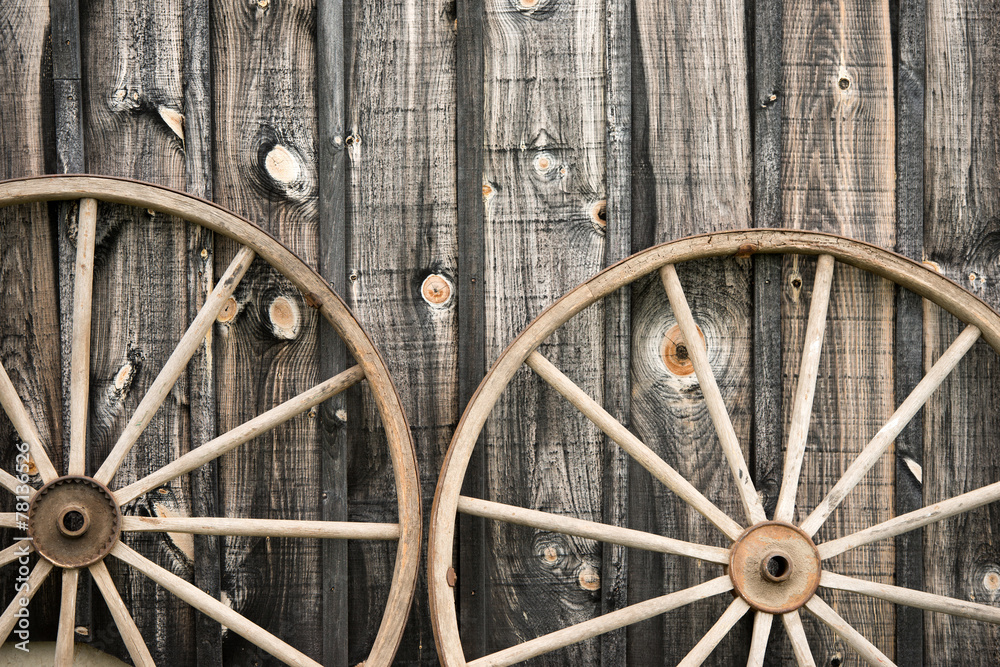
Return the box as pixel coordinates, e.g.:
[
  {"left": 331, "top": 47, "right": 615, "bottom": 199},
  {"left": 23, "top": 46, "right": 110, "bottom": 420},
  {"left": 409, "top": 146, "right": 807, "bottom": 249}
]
[
  {"left": 923, "top": 0, "right": 1000, "bottom": 660},
  {"left": 68, "top": 197, "right": 98, "bottom": 476},
  {"left": 781, "top": 0, "right": 897, "bottom": 657}
]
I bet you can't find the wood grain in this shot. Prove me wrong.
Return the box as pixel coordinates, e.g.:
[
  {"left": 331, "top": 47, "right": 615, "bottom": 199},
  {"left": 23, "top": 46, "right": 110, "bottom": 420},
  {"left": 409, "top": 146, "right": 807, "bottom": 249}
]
[
  {"left": 479, "top": 0, "right": 606, "bottom": 661},
  {"left": 343, "top": 0, "right": 457, "bottom": 660},
  {"left": 630, "top": 0, "right": 752, "bottom": 662},
  {"left": 924, "top": 0, "right": 1000, "bottom": 661},
  {"left": 211, "top": 0, "right": 324, "bottom": 661},
  {"left": 781, "top": 0, "right": 896, "bottom": 663},
  {"left": 79, "top": 0, "right": 195, "bottom": 659},
  {"left": 0, "top": 0, "right": 66, "bottom": 640}
]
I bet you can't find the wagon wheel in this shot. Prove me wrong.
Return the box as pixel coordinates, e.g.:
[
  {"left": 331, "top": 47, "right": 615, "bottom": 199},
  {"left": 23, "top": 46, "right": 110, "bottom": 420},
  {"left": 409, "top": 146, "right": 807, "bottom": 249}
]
[
  {"left": 428, "top": 229, "right": 1000, "bottom": 666},
  {"left": 0, "top": 175, "right": 420, "bottom": 666}
]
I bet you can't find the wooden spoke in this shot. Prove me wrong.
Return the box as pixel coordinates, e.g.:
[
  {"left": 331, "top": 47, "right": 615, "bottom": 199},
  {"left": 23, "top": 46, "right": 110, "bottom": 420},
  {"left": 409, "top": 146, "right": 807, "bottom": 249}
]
[
  {"left": 458, "top": 495, "right": 730, "bottom": 564},
  {"left": 466, "top": 576, "right": 733, "bottom": 667},
  {"left": 781, "top": 611, "right": 817, "bottom": 667},
  {"left": 115, "top": 364, "right": 364, "bottom": 504},
  {"left": 819, "top": 478, "right": 1000, "bottom": 559},
  {"left": 123, "top": 515, "right": 400, "bottom": 540},
  {"left": 676, "top": 597, "right": 752, "bottom": 667},
  {"left": 68, "top": 198, "right": 98, "bottom": 476},
  {"left": 775, "top": 254, "right": 835, "bottom": 522},
  {"left": 821, "top": 570, "right": 1000, "bottom": 624},
  {"left": 0, "top": 360, "right": 58, "bottom": 483},
  {"left": 56, "top": 568, "right": 80, "bottom": 666},
  {"left": 95, "top": 245, "right": 256, "bottom": 485},
  {"left": 0, "top": 513, "right": 19, "bottom": 528},
  {"left": 660, "top": 264, "right": 767, "bottom": 525},
  {"left": 801, "top": 323, "right": 982, "bottom": 536},
  {"left": 90, "top": 559, "right": 155, "bottom": 667},
  {"left": 747, "top": 611, "right": 774, "bottom": 667},
  {"left": 0, "top": 558, "right": 53, "bottom": 645},
  {"left": 526, "top": 351, "right": 744, "bottom": 540},
  {"left": 0, "top": 541, "right": 33, "bottom": 568},
  {"left": 0, "top": 468, "right": 28, "bottom": 497},
  {"left": 111, "top": 542, "right": 322, "bottom": 667},
  {"left": 804, "top": 595, "right": 894, "bottom": 666}
]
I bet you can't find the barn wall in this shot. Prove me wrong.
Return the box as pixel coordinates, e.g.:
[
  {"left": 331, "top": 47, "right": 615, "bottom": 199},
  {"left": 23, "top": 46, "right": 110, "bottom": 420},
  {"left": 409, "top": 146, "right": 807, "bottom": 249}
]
[{"left": 0, "top": 0, "right": 999, "bottom": 664}]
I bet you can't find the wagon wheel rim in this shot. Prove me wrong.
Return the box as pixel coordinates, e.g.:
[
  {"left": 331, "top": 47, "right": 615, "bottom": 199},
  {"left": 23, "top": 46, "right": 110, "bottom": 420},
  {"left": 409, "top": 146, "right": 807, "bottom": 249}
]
[
  {"left": 428, "top": 229, "right": 1000, "bottom": 667},
  {"left": 0, "top": 175, "right": 421, "bottom": 666}
]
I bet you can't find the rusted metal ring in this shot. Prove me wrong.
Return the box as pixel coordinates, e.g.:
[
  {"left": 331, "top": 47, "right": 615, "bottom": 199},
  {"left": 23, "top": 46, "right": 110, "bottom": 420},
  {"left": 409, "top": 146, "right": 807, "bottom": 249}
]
[{"left": 28, "top": 476, "right": 121, "bottom": 568}]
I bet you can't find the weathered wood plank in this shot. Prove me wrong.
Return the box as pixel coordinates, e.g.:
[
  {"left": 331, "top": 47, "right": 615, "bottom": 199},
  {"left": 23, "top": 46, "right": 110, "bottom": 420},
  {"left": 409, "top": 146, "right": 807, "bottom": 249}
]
[
  {"left": 316, "top": 0, "right": 349, "bottom": 665},
  {"left": 781, "top": 0, "right": 896, "bottom": 662},
  {"left": 456, "top": 0, "right": 488, "bottom": 659},
  {"left": 893, "top": 0, "right": 925, "bottom": 663},
  {"left": 343, "top": 0, "right": 457, "bottom": 659},
  {"left": 749, "top": 0, "right": 787, "bottom": 661},
  {"left": 629, "top": 1, "right": 752, "bottom": 663},
  {"left": 211, "top": 0, "right": 324, "bottom": 662},
  {"left": 924, "top": 0, "right": 1000, "bottom": 662},
  {"left": 79, "top": 0, "right": 194, "bottom": 660},
  {"left": 602, "top": 0, "right": 630, "bottom": 661},
  {"left": 181, "top": 0, "right": 222, "bottom": 663},
  {"left": 479, "top": 0, "right": 606, "bottom": 662},
  {"left": 0, "top": 0, "right": 64, "bottom": 638}
]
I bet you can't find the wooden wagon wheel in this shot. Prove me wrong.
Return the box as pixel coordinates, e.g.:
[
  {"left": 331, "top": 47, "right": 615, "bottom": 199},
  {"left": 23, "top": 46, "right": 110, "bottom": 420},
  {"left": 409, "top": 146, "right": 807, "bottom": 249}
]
[
  {"left": 0, "top": 175, "right": 420, "bottom": 666},
  {"left": 428, "top": 229, "right": 1000, "bottom": 666}
]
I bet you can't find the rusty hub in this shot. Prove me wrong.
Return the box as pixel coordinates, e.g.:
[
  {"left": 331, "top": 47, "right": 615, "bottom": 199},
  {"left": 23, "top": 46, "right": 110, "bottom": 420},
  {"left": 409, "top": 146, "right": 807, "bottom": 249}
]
[
  {"left": 28, "top": 476, "right": 121, "bottom": 568},
  {"left": 729, "top": 521, "right": 821, "bottom": 614}
]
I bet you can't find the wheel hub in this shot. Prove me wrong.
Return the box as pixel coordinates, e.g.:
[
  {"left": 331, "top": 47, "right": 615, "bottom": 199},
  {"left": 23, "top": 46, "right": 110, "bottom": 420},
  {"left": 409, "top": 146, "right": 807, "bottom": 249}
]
[
  {"left": 729, "top": 521, "right": 820, "bottom": 613},
  {"left": 28, "top": 476, "right": 121, "bottom": 568}
]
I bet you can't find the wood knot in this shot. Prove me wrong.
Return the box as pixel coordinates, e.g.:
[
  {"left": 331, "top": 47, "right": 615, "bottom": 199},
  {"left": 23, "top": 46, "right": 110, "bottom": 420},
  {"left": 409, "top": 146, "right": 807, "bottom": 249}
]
[
  {"left": 984, "top": 571, "right": 1000, "bottom": 592},
  {"left": 735, "top": 243, "right": 756, "bottom": 258},
  {"left": 578, "top": 566, "right": 600, "bottom": 591},
  {"left": 421, "top": 274, "right": 453, "bottom": 307},
  {"left": 269, "top": 296, "right": 301, "bottom": 339},
  {"left": 217, "top": 297, "right": 239, "bottom": 323},
  {"left": 662, "top": 324, "right": 705, "bottom": 376},
  {"left": 590, "top": 200, "right": 607, "bottom": 228},
  {"left": 264, "top": 145, "right": 301, "bottom": 184}
]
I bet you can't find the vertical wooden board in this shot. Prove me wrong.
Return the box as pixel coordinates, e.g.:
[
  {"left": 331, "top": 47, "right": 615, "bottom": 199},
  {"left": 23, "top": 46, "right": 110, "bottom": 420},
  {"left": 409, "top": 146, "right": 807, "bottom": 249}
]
[
  {"left": 781, "top": 0, "right": 896, "bottom": 662},
  {"left": 211, "top": 0, "right": 324, "bottom": 662},
  {"left": 924, "top": 0, "right": 1000, "bottom": 662},
  {"left": 479, "top": 0, "right": 606, "bottom": 661},
  {"left": 342, "top": 0, "right": 457, "bottom": 660},
  {"left": 0, "top": 0, "right": 63, "bottom": 635},
  {"left": 78, "top": 0, "right": 197, "bottom": 661},
  {"left": 629, "top": 1, "right": 752, "bottom": 663}
]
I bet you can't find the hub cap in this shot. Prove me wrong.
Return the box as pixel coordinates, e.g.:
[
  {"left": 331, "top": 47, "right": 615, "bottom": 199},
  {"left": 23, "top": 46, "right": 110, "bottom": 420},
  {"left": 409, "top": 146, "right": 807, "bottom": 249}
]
[
  {"left": 729, "top": 521, "right": 821, "bottom": 613},
  {"left": 28, "top": 476, "right": 121, "bottom": 568}
]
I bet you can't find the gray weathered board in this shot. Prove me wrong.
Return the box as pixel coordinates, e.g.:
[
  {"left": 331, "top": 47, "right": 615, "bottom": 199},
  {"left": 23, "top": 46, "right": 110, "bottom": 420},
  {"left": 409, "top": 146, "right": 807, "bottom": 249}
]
[{"left": 0, "top": 0, "right": 998, "bottom": 664}]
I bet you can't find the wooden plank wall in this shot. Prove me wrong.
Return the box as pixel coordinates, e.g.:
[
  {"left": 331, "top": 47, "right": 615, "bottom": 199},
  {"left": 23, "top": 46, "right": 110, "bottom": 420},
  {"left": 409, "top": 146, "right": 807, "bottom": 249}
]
[{"left": 0, "top": 0, "right": 999, "bottom": 664}]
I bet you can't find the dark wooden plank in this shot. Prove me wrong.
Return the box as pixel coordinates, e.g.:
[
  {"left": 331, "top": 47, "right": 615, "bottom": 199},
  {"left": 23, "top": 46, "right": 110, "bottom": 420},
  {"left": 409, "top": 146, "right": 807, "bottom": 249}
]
[
  {"left": 316, "top": 0, "right": 349, "bottom": 665},
  {"left": 79, "top": 0, "right": 196, "bottom": 660},
  {"left": 781, "top": 0, "right": 896, "bottom": 662},
  {"left": 749, "top": 0, "right": 786, "bottom": 662},
  {"left": 211, "top": 0, "right": 324, "bottom": 662},
  {"left": 629, "top": 1, "right": 753, "bottom": 663},
  {"left": 0, "top": 0, "right": 65, "bottom": 638},
  {"left": 602, "top": 0, "right": 630, "bottom": 662},
  {"left": 923, "top": 0, "right": 1000, "bottom": 662},
  {"left": 456, "top": 0, "right": 488, "bottom": 659},
  {"left": 479, "top": 0, "right": 606, "bottom": 662},
  {"left": 181, "top": 0, "right": 222, "bottom": 663},
  {"left": 343, "top": 0, "right": 457, "bottom": 660},
  {"left": 50, "top": 0, "right": 93, "bottom": 649},
  {"left": 892, "top": 0, "right": 924, "bottom": 663}
]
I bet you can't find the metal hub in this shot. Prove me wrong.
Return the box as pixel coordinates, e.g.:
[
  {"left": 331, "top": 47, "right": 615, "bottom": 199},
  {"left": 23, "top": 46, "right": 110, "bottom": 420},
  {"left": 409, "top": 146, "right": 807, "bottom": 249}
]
[
  {"left": 28, "top": 476, "right": 121, "bottom": 568},
  {"left": 729, "top": 521, "right": 821, "bottom": 613}
]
